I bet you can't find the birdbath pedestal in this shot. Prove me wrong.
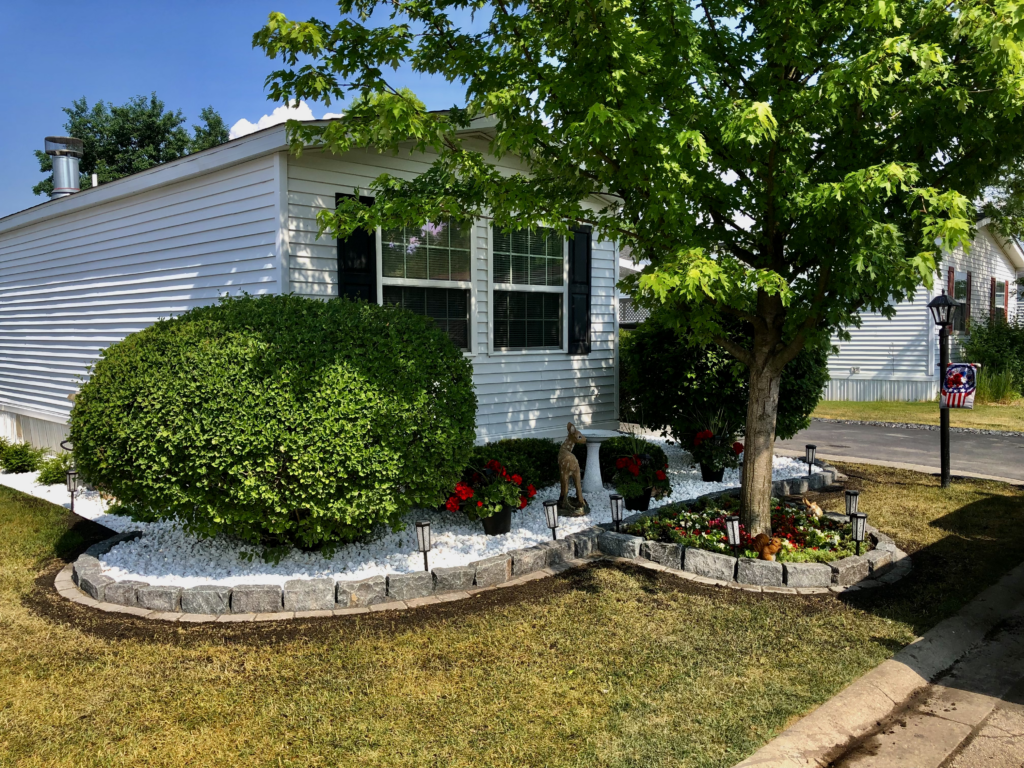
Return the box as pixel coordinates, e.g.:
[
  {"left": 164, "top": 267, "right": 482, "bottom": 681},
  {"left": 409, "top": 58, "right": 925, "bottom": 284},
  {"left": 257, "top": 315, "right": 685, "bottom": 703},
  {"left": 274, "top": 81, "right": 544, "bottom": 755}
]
[{"left": 581, "top": 429, "right": 624, "bottom": 496}]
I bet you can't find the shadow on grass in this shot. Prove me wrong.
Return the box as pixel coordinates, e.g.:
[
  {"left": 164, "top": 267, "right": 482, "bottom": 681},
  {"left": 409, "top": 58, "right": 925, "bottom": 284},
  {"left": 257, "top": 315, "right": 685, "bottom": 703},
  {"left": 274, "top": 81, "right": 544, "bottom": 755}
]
[{"left": 810, "top": 467, "right": 1024, "bottom": 638}]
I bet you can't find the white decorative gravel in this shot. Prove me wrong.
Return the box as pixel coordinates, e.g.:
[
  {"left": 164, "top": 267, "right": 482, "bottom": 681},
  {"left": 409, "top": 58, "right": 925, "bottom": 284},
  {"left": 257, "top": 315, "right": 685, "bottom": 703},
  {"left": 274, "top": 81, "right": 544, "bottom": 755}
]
[{"left": 0, "top": 439, "right": 818, "bottom": 587}]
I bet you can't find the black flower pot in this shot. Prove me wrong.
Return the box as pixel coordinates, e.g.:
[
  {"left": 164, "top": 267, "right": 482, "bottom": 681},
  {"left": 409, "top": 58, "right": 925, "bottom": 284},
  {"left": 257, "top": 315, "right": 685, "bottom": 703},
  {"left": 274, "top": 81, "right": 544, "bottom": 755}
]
[
  {"left": 481, "top": 504, "right": 514, "bottom": 536},
  {"left": 624, "top": 486, "right": 653, "bottom": 511},
  {"left": 700, "top": 463, "right": 725, "bottom": 482}
]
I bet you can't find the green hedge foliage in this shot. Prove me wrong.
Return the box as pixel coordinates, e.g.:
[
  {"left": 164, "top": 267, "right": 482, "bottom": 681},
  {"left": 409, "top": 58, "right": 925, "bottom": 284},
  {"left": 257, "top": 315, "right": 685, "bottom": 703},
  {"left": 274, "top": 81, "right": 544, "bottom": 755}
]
[
  {"left": 37, "top": 452, "right": 74, "bottom": 486},
  {"left": 70, "top": 294, "right": 477, "bottom": 558},
  {"left": 959, "top": 317, "right": 1024, "bottom": 398},
  {"left": 620, "top": 312, "right": 830, "bottom": 443},
  {"left": 0, "top": 440, "right": 47, "bottom": 473},
  {"left": 466, "top": 438, "right": 561, "bottom": 490}
]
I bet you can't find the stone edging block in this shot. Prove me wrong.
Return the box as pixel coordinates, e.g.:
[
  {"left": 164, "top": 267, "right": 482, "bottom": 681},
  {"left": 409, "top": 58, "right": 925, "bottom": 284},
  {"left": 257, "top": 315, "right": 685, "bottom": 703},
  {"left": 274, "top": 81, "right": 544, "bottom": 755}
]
[{"left": 56, "top": 458, "right": 912, "bottom": 623}]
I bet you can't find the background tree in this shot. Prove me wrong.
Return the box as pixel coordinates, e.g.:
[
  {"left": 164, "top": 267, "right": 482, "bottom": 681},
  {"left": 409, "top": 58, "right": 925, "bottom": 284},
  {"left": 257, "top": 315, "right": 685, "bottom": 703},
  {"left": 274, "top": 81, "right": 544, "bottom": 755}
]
[
  {"left": 33, "top": 94, "right": 229, "bottom": 196},
  {"left": 254, "top": 0, "right": 1024, "bottom": 534}
]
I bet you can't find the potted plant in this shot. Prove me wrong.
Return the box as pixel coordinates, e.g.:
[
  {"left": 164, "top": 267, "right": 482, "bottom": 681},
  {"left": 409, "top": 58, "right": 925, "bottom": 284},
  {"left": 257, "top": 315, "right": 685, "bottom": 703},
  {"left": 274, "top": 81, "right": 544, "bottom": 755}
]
[
  {"left": 609, "top": 429, "right": 672, "bottom": 511},
  {"left": 445, "top": 459, "right": 537, "bottom": 535},
  {"left": 689, "top": 411, "right": 743, "bottom": 482}
]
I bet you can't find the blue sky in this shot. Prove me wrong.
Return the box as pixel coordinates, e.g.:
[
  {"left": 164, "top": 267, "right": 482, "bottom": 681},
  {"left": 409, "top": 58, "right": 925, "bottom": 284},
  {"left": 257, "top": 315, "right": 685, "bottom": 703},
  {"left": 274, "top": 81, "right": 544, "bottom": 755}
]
[{"left": 0, "top": 1, "right": 467, "bottom": 218}]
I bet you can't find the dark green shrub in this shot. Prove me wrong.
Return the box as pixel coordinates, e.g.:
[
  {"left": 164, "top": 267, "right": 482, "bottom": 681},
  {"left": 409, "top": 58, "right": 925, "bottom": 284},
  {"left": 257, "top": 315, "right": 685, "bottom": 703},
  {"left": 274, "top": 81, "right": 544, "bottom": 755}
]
[
  {"left": 70, "top": 294, "right": 477, "bottom": 558},
  {"left": 37, "top": 452, "right": 74, "bottom": 485},
  {"left": 620, "top": 312, "right": 830, "bottom": 443},
  {"left": 467, "top": 438, "right": 561, "bottom": 489},
  {"left": 0, "top": 441, "right": 47, "bottom": 473},
  {"left": 959, "top": 317, "right": 1024, "bottom": 397}
]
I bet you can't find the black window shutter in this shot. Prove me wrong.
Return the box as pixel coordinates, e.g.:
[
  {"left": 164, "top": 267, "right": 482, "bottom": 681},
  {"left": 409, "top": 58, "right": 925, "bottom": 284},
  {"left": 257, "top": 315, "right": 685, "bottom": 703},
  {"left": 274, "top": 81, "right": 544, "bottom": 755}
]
[
  {"left": 335, "top": 193, "right": 378, "bottom": 303},
  {"left": 568, "top": 226, "right": 592, "bottom": 355}
]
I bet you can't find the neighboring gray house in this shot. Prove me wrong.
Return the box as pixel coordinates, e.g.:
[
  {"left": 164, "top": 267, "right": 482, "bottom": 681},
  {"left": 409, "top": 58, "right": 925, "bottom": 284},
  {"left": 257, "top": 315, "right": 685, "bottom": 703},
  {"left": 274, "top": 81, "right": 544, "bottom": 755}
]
[
  {"left": 826, "top": 220, "right": 1024, "bottom": 401},
  {"left": 0, "top": 119, "right": 623, "bottom": 449}
]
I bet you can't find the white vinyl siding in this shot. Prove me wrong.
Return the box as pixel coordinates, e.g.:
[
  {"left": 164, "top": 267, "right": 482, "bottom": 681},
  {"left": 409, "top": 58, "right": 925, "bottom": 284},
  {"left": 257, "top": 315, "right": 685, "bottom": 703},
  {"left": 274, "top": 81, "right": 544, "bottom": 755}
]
[
  {"left": 0, "top": 156, "right": 280, "bottom": 421},
  {"left": 824, "top": 224, "right": 1021, "bottom": 401},
  {"left": 285, "top": 146, "right": 619, "bottom": 440}
]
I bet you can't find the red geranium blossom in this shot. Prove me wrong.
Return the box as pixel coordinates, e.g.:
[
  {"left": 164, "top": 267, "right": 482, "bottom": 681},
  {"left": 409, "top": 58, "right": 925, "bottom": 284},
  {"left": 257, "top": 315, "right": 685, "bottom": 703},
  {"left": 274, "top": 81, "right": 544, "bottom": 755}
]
[
  {"left": 655, "top": 470, "right": 667, "bottom": 481},
  {"left": 445, "top": 497, "right": 460, "bottom": 512},
  {"left": 454, "top": 481, "right": 474, "bottom": 500},
  {"left": 527, "top": 484, "right": 537, "bottom": 498},
  {"left": 518, "top": 496, "right": 529, "bottom": 509},
  {"left": 732, "top": 442, "right": 744, "bottom": 455},
  {"left": 511, "top": 474, "right": 523, "bottom": 486}
]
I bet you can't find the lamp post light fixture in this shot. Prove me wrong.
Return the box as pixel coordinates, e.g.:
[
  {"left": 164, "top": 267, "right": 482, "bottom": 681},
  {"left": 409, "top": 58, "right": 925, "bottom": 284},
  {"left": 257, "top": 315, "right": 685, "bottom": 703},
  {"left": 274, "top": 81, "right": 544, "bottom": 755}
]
[
  {"left": 805, "top": 444, "right": 817, "bottom": 478},
  {"left": 415, "top": 520, "right": 432, "bottom": 571},
  {"left": 543, "top": 498, "right": 560, "bottom": 540},
  {"left": 725, "top": 515, "right": 741, "bottom": 556},
  {"left": 66, "top": 470, "right": 80, "bottom": 515},
  {"left": 928, "top": 290, "right": 960, "bottom": 489},
  {"left": 844, "top": 489, "right": 860, "bottom": 519},
  {"left": 609, "top": 493, "right": 624, "bottom": 532},
  {"left": 60, "top": 439, "right": 73, "bottom": 453},
  {"left": 851, "top": 512, "right": 868, "bottom": 556}
]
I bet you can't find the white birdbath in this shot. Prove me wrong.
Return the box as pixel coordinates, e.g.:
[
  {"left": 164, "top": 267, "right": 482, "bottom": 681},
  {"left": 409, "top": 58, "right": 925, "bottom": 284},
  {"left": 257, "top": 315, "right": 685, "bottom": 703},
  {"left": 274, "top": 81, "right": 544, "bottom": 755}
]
[{"left": 580, "top": 429, "right": 625, "bottom": 496}]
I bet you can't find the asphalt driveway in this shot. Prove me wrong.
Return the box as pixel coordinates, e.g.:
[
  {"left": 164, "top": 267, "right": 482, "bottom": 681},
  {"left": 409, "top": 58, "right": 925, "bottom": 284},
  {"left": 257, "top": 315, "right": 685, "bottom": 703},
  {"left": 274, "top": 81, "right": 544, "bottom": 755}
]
[{"left": 777, "top": 421, "right": 1024, "bottom": 483}]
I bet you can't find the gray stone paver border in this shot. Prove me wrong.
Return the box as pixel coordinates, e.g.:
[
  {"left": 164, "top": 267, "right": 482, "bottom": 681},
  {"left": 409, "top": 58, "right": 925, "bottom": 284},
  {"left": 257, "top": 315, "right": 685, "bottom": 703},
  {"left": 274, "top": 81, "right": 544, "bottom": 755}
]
[{"left": 55, "top": 458, "right": 912, "bottom": 623}]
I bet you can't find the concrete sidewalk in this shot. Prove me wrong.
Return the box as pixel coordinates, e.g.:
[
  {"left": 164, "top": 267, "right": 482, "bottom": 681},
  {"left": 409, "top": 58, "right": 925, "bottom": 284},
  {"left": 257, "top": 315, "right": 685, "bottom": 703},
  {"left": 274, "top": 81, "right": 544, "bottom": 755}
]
[
  {"left": 735, "top": 561, "right": 1024, "bottom": 768},
  {"left": 833, "top": 613, "right": 1024, "bottom": 767}
]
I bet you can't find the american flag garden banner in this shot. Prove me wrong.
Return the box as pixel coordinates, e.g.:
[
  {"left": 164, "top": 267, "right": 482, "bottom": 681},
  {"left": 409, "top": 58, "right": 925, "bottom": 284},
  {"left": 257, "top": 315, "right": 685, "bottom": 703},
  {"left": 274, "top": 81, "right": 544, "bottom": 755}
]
[{"left": 941, "top": 363, "right": 980, "bottom": 409}]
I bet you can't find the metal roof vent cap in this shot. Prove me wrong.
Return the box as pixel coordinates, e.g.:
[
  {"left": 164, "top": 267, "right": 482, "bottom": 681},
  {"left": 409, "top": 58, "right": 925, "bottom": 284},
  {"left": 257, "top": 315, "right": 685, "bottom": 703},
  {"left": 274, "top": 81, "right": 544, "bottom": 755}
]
[{"left": 44, "top": 136, "right": 84, "bottom": 199}]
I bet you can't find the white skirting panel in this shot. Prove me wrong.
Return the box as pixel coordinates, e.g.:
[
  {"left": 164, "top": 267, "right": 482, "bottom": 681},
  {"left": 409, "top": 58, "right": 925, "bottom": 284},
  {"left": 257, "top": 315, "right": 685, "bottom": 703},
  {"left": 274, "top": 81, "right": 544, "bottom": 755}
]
[
  {"left": 0, "top": 411, "right": 69, "bottom": 450},
  {"left": 822, "top": 378, "right": 937, "bottom": 402}
]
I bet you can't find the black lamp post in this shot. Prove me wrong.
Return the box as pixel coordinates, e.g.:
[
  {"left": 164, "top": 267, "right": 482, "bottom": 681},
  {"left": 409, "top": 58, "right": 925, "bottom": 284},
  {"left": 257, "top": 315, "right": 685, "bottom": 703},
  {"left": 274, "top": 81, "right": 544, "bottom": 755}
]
[
  {"left": 928, "top": 290, "right": 960, "bottom": 489},
  {"left": 415, "top": 520, "right": 431, "bottom": 571},
  {"left": 725, "top": 515, "right": 741, "bottom": 556},
  {"left": 66, "top": 470, "right": 80, "bottom": 515},
  {"left": 851, "top": 512, "right": 867, "bottom": 555},
  {"left": 805, "top": 444, "right": 817, "bottom": 478},
  {"left": 543, "top": 499, "right": 559, "bottom": 540},
  {"left": 609, "top": 494, "right": 624, "bottom": 532}
]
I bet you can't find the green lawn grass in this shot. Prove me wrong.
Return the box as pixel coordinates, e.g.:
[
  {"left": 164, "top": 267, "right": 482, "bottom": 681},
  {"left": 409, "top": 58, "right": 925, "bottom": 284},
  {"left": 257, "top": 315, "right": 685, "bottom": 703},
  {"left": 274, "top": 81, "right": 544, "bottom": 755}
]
[
  {"left": 813, "top": 399, "right": 1024, "bottom": 432},
  {"left": 1, "top": 466, "right": 1022, "bottom": 768}
]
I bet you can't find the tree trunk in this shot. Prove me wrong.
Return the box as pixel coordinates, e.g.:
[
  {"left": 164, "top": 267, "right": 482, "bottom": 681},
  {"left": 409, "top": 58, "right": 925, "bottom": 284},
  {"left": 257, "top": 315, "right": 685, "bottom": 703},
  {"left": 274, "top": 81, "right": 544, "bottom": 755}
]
[{"left": 740, "top": 358, "right": 782, "bottom": 537}]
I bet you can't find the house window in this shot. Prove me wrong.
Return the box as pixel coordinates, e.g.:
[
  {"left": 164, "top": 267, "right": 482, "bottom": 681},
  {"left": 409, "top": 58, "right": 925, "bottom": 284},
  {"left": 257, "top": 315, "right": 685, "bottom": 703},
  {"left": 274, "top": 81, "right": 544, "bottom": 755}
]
[
  {"left": 493, "top": 291, "right": 561, "bottom": 349},
  {"left": 953, "top": 271, "right": 968, "bottom": 332},
  {"left": 383, "top": 286, "right": 468, "bottom": 349},
  {"left": 995, "top": 280, "right": 1006, "bottom": 319},
  {"left": 491, "top": 226, "right": 565, "bottom": 349},
  {"left": 381, "top": 220, "right": 472, "bottom": 350}
]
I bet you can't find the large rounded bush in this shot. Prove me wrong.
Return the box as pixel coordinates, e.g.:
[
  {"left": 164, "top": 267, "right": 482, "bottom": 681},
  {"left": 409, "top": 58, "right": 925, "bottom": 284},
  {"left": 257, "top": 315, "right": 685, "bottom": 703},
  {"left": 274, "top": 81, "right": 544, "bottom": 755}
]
[{"left": 71, "top": 294, "right": 477, "bottom": 556}]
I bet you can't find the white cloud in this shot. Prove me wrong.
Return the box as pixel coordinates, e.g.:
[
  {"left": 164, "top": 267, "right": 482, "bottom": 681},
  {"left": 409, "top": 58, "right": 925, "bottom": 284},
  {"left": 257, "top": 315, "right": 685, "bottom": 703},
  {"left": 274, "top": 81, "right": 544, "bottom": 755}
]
[{"left": 229, "top": 101, "right": 344, "bottom": 140}]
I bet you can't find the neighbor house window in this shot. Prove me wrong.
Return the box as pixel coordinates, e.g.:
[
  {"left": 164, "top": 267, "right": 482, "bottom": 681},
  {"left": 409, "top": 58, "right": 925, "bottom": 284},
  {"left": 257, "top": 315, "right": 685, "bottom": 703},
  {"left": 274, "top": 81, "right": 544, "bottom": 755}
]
[
  {"left": 994, "top": 280, "right": 1006, "bottom": 320},
  {"left": 953, "top": 270, "right": 969, "bottom": 332},
  {"left": 381, "top": 221, "right": 471, "bottom": 350},
  {"left": 492, "top": 226, "right": 565, "bottom": 349}
]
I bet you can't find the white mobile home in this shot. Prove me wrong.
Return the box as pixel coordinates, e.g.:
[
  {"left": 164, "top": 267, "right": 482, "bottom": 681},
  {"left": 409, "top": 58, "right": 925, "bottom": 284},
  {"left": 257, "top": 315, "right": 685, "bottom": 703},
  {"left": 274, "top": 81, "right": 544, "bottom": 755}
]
[
  {"left": 826, "top": 221, "right": 1024, "bottom": 401},
  {"left": 0, "top": 120, "right": 621, "bottom": 449}
]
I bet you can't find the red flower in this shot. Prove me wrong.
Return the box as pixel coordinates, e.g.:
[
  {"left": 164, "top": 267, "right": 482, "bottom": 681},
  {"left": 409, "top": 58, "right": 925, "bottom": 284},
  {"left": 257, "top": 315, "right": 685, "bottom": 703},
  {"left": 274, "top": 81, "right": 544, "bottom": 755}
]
[
  {"left": 628, "top": 464, "right": 640, "bottom": 476},
  {"left": 616, "top": 457, "right": 629, "bottom": 469},
  {"left": 655, "top": 470, "right": 667, "bottom": 481},
  {"left": 511, "top": 474, "right": 523, "bottom": 486},
  {"left": 664, "top": 463, "right": 669, "bottom": 469},
  {"left": 519, "top": 496, "right": 529, "bottom": 509},
  {"left": 455, "top": 481, "right": 474, "bottom": 500},
  {"left": 693, "top": 437, "right": 703, "bottom": 447},
  {"left": 527, "top": 484, "right": 537, "bottom": 498},
  {"left": 732, "top": 442, "right": 744, "bottom": 455},
  {"left": 445, "top": 497, "right": 460, "bottom": 512},
  {"left": 477, "top": 501, "right": 483, "bottom": 507},
  {"left": 486, "top": 459, "right": 502, "bottom": 472}
]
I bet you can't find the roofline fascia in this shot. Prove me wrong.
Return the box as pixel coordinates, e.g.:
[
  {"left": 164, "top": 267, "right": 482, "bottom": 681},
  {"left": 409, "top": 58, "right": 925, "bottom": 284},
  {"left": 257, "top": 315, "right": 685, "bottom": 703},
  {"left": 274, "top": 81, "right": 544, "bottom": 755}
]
[{"left": 0, "top": 124, "right": 293, "bottom": 237}]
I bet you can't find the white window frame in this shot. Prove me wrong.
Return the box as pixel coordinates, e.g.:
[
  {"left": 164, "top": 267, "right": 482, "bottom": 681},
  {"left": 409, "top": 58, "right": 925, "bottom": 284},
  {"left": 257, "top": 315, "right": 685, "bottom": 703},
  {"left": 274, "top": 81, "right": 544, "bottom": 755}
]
[
  {"left": 486, "top": 223, "right": 570, "bottom": 355},
  {"left": 375, "top": 222, "right": 477, "bottom": 355},
  {"left": 952, "top": 270, "right": 969, "bottom": 334},
  {"left": 995, "top": 280, "right": 1006, "bottom": 310}
]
